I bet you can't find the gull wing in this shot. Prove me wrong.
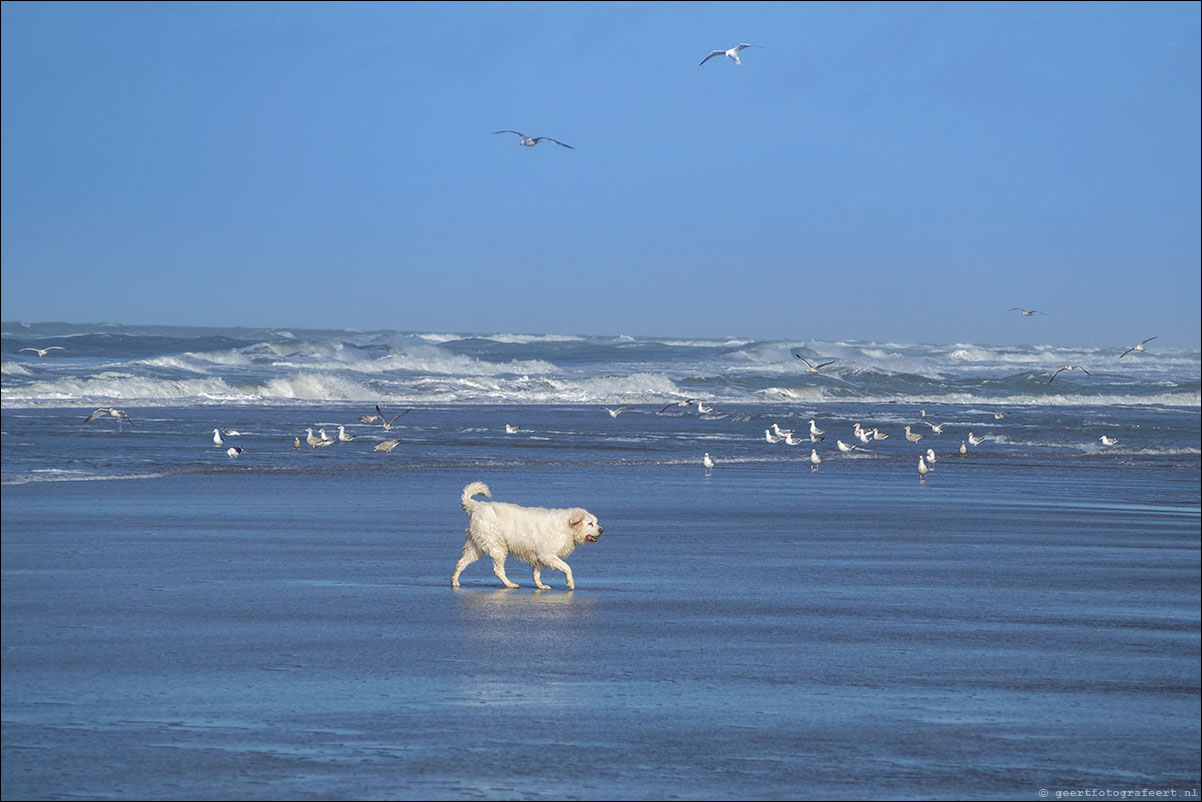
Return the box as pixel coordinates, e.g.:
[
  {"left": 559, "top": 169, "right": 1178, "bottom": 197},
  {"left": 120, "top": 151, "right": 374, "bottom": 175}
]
[
  {"left": 534, "top": 137, "right": 574, "bottom": 149},
  {"left": 699, "top": 50, "right": 725, "bottom": 66}
]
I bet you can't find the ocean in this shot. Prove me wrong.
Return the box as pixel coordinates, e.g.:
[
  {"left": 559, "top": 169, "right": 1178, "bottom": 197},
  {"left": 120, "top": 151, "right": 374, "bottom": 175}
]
[{"left": 2, "top": 321, "right": 1199, "bottom": 799}]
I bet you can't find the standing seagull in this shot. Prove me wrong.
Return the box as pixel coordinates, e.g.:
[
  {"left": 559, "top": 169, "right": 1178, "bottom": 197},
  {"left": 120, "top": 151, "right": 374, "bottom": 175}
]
[
  {"left": 493, "top": 130, "right": 574, "bottom": 149},
  {"left": 958, "top": 441, "right": 967, "bottom": 456},
  {"left": 918, "top": 455, "right": 929, "bottom": 479},
  {"left": 19, "top": 346, "right": 66, "bottom": 357},
  {"left": 374, "top": 439, "right": 401, "bottom": 453},
  {"left": 703, "top": 453, "right": 714, "bottom": 475},
  {"left": 337, "top": 425, "right": 355, "bottom": 443},
  {"left": 699, "top": 43, "right": 762, "bottom": 66},
  {"left": 968, "top": 432, "right": 986, "bottom": 447},
  {"left": 212, "top": 428, "right": 224, "bottom": 447},
  {"left": 794, "top": 354, "right": 836, "bottom": 374},
  {"left": 1119, "top": 337, "right": 1157, "bottom": 359},
  {"left": 1049, "top": 365, "right": 1091, "bottom": 383},
  {"left": 810, "top": 449, "right": 821, "bottom": 470},
  {"left": 904, "top": 425, "right": 924, "bottom": 443},
  {"left": 1010, "top": 308, "right": 1048, "bottom": 317}
]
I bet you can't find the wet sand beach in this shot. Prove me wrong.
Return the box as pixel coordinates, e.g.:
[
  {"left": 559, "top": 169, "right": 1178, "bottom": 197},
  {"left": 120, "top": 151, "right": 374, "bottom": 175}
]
[{"left": 3, "top": 458, "right": 1198, "bottom": 800}]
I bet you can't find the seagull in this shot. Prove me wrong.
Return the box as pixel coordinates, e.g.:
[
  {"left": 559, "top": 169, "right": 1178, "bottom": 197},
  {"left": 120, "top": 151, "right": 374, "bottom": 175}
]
[
  {"left": 968, "top": 432, "right": 986, "bottom": 446},
  {"left": 505, "top": 424, "right": 519, "bottom": 434},
  {"left": 958, "top": 441, "right": 967, "bottom": 456},
  {"left": 604, "top": 407, "right": 634, "bottom": 418},
  {"left": 993, "top": 411, "right": 1007, "bottom": 420},
  {"left": 699, "top": 43, "right": 762, "bottom": 66},
  {"left": 374, "top": 439, "right": 401, "bottom": 453},
  {"left": 659, "top": 399, "right": 699, "bottom": 413},
  {"left": 493, "top": 130, "right": 574, "bottom": 149},
  {"left": 376, "top": 405, "right": 411, "bottom": 430},
  {"left": 810, "top": 449, "right": 821, "bottom": 470},
  {"left": 1049, "top": 365, "right": 1091, "bottom": 383},
  {"left": 306, "top": 428, "right": 335, "bottom": 447},
  {"left": 920, "top": 409, "right": 938, "bottom": 418},
  {"left": 784, "top": 433, "right": 805, "bottom": 445},
  {"left": 904, "top": 426, "right": 924, "bottom": 443},
  {"left": 924, "top": 421, "right": 946, "bottom": 434},
  {"left": 83, "top": 408, "right": 133, "bottom": 426},
  {"left": 771, "top": 423, "right": 793, "bottom": 438},
  {"left": 794, "top": 354, "right": 836, "bottom": 373},
  {"left": 856, "top": 430, "right": 871, "bottom": 444},
  {"left": 212, "top": 428, "right": 224, "bottom": 447},
  {"left": 293, "top": 437, "right": 302, "bottom": 449},
  {"left": 918, "top": 455, "right": 929, "bottom": 479},
  {"left": 19, "top": 346, "right": 66, "bottom": 357},
  {"left": 222, "top": 428, "right": 242, "bottom": 436},
  {"left": 696, "top": 402, "right": 714, "bottom": 414},
  {"left": 836, "top": 440, "right": 857, "bottom": 454},
  {"left": 872, "top": 428, "right": 889, "bottom": 440},
  {"left": 1010, "top": 308, "right": 1048, "bottom": 317},
  {"left": 808, "top": 420, "right": 825, "bottom": 436},
  {"left": 703, "top": 453, "right": 714, "bottom": 475},
  {"left": 337, "top": 425, "right": 355, "bottom": 442},
  {"left": 809, "top": 433, "right": 825, "bottom": 443},
  {"left": 926, "top": 448, "right": 937, "bottom": 467},
  {"left": 226, "top": 446, "right": 243, "bottom": 459},
  {"left": 1119, "top": 336, "right": 1157, "bottom": 359},
  {"left": 359, "top": 414, "right": 379, "bottom": 424},
  {"left": 765, "top": 429, "right": 784, "bottom": 444},
  {"left": 1099, "top": 435, "right": 1119, "bottom": 446}
]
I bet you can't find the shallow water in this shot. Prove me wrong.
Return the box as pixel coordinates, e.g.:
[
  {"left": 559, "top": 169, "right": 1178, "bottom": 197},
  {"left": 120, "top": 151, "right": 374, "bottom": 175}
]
[{"left": 3, "top": 450, "right": 1199, "bottom": 799}]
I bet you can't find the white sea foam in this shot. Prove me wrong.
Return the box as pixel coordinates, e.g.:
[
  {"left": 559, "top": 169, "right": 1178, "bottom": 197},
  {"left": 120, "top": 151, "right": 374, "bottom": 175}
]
[{"left": 2, "top": 361, "right": 32, "bottom": 376}]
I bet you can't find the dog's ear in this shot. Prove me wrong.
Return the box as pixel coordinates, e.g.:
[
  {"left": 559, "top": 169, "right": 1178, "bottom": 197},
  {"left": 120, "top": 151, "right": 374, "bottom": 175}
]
[{"left": 568, "top": 513, "right": 585, "bottom": 528}]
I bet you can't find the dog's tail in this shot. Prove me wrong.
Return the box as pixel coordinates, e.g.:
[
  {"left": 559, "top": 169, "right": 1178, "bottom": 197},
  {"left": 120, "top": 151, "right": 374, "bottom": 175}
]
[{"left": 461, "top": 481, "right": 492, "bottom": 513}]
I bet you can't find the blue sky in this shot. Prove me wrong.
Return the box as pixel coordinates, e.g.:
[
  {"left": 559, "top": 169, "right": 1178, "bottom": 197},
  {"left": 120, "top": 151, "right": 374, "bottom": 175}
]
[{"left": 2, "top": 1, "right": 1199, "bottom": 346}]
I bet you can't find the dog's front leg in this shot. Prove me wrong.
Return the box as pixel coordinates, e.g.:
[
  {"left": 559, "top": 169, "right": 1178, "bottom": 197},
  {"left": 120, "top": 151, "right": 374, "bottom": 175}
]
[
  {"left": 542, "top": 556, "right": 575, "bottom": 589},
  {"left": 491, "top": 554, "right": 520, "bottom": 589}
]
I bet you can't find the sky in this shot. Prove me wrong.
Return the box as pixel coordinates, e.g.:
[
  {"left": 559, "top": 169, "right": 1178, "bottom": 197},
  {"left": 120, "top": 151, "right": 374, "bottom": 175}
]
[{"left": 2, "top": 1, "right": 1199, "bottom": 347}]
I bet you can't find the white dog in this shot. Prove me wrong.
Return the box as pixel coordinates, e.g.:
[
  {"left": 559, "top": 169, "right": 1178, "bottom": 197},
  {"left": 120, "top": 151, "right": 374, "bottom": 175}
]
[{"left": 452, "top": 481, "right": 603, "bottom": 590}]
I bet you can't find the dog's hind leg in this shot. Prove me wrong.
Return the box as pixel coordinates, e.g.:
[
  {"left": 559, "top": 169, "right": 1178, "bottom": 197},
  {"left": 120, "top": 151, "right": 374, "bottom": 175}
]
[
  {"left": 451, "top": 541, "right": 483, "bottom": 587},
  {"left": 531, "top": 562, "right": 550, "bottom": 591},
  {"left": 541, "top": 556, "right": 576, "bottom": 590},
  {"left": 490, "top": 552, "right": 520, "bottom": 589}
]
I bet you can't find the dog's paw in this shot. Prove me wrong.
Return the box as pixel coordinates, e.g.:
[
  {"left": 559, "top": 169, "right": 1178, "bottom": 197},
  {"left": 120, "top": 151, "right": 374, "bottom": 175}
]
[{"left": 535, "top": 584, "right": 550, "bottom": 590}]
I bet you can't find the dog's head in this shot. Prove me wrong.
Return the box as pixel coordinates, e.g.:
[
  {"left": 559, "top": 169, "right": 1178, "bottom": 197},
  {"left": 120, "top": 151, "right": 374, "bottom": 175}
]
[{"left": 568, "top": 510, "right": 603, "bottom": 544}]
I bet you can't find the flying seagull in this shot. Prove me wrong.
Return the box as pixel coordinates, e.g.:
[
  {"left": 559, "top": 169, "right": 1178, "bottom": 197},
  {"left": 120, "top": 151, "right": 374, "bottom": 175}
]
[
  {"left": 794, "top": 354, "right": 836, "bottom": 373},
  {"left": 493, "top": 130, "right": 574, "bottom": 149},
  {"left": 604, "top": 407, "right": 634, "bottom": 418},
  {"left": 1049, "top": 365, "right": 1091, "bottom": 383},
  {"left": 1010, "top": 308, "right": 1048, "bottom": 317},
  {"left": 376, "top": 405, "right": 411, "bottom": 431},
  {"left": 19, "top": 346, "right": 66, "bottom": 357},
  {"left": 1119, "top": 336, "right": 1157, "bottom": 360},
  {"left": 699, "top": 43, "right": 762, "bottom": 66},
  {"left": 83, "top": 408, "right": 133, "bottom": 426},
  {"left": 659, "top": 399, "right": 699, "bottom": 413}
]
